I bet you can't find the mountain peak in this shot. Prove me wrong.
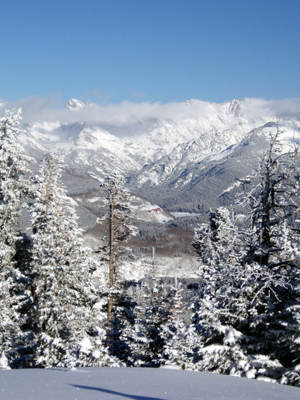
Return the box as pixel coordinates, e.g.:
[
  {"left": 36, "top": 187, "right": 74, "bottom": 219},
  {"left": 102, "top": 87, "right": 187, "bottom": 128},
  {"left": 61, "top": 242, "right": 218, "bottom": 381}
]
[
  {"left": 64, "top": 99, "right": 92, "bottom": 111},
  {"left": 229, "top": 99, "right": 241, "bottom": 114}
]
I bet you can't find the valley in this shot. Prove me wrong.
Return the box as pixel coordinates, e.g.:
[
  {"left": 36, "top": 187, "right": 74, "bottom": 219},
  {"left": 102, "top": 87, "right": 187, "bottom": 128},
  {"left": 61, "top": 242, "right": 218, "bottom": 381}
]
[{"left": 14, "top": 97, "right": 300, "bottom": 279}]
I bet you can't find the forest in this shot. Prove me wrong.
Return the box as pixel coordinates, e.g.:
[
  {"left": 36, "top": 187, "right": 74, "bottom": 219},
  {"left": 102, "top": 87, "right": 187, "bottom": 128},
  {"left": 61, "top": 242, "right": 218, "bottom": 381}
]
[{"left": 0, "top": 108, "right": 300, "bottom": 387}]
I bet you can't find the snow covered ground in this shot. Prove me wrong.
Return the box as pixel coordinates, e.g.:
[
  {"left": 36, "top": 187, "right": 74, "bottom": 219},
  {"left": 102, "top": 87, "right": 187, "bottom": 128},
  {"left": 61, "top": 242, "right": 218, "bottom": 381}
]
[
  {"left": 0, "top": 367, "right": 299, "bottom": 400},
  {"left": 171, "top": 212, "right": 201, "bottom": 218}
]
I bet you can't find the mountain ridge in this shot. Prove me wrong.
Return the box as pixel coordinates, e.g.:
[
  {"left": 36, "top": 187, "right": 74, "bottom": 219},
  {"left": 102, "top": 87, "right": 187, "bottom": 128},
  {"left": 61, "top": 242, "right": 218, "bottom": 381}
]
[{"left": 15, "top": 98, "right": 300, "bottom": 217}]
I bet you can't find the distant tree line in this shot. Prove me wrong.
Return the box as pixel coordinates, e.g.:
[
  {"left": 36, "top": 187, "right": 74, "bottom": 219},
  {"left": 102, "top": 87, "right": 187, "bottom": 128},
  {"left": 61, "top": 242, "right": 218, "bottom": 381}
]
[{"left": 134, "top": 220, "right": 167, "bottom": 240}]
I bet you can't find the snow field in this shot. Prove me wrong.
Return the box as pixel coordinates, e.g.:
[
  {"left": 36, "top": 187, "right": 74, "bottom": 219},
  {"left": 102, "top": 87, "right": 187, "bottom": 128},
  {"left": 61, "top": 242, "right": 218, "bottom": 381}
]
[{"left": 0, "top": 367, "right": 299, "bottom": 400}]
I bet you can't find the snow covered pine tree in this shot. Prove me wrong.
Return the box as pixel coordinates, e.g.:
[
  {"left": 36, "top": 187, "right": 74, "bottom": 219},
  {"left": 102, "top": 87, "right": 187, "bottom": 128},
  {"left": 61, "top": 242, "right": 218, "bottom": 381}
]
[
  {"left": 121, "top": 278, "right": 172, "bottom": 367},
  {"left": 237, "top": 125, "right": 300, "bottom": 384},
  {"left": 0, "top": 108, "right": 34, "bottom": 368},
  {"left": 192, "top": 125, "right": 300, "bottom": 385},
  {"left": 158, "top": 282, "right": 196, "bottom": 370},
  {"left": 29, "top": 151, "right": 112, "bottom": 367},
  {"left": 192, "top": 207, "right": 247, "bottom": 375},
  {"left": 98, "top": 172, "right": 138, "bottom": 358}
]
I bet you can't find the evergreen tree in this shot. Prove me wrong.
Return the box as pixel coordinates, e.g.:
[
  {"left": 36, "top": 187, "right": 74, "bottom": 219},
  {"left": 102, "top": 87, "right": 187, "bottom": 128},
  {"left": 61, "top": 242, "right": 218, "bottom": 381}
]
[
  {"left": 238, "top": 126, "right": 300, "bottom": 379},
  {"left": 29, "top": 152, "right": 111, "bottom": 367},
  {"left": 193, "top": 207, "right": 243, "bottom": 296},
  {"left": 98, "top": 172, "right": 138, "bottom": 348},
  {"left": 239, "top": 124, "right": 300, "bottom": 268},
  {"left": 0, "top": 109, "right": 34, "bottom": 368},
  {"left": 191, "top": 128, "right": 300, "bottom": 385},
  {"left": 158, "top": 284, "right": 197, "bottom": 370},
  {"left": 118, "top": 277, "right": 196, "bottom": 369},
  {"left": 125, "top": 280, "right": 172, "bottom": 367},
  {"left": 192, "top": 207, "right": 249, "bottom": 374},
  {"left": 105, "top": 286, "right": 137, "bottom": 365}
]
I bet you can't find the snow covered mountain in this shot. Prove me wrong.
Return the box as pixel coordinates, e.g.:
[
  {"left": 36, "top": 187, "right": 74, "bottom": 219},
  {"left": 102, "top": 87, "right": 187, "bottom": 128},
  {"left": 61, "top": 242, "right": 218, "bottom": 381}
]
[
  {"left": 17, "top": 98, "right": 300, "bottom": 216},
  {"left": 129, "top": 120, "right": 300, "bottom": 213}
]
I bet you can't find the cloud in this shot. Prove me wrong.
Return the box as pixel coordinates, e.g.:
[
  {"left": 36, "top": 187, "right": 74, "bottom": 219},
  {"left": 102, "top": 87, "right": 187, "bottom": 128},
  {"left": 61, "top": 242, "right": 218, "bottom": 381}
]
[
  {"left": 241, "top": 97, "right": 300, "bottom": 119},
  {"left": 0, "top": 96, "right": 212, "bottom": 126},
  {"left": 1, "top": 96, "right": 299, "bottom": 135}
]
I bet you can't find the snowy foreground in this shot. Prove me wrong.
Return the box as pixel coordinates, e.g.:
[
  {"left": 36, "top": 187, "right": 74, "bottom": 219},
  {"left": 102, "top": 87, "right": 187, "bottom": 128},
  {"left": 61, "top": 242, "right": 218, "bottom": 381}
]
[{"left": 0, "top": 367, "right": 299, "bottom": 400}]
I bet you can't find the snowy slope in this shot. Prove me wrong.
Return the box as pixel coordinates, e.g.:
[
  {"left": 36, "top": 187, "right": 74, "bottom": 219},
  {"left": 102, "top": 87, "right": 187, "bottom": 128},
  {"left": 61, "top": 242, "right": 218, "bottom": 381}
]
[
  {"left": 128, "top": 121, "right": 300, "bottom": 213},
  {"left": 0, "top": 367, "right": 299, "bottom": 400},
  {"left": 74, "top": 190, "right": 174, "bottom": 224}
]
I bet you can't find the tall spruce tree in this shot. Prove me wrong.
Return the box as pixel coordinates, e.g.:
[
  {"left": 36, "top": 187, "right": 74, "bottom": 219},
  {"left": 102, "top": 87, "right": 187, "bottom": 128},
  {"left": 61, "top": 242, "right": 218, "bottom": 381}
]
[
  {"left": 0, "top": 109, "right": 34, "bottom": 368},
  {"left": 121, "top": 279, "right": 172, "bottom": 367},
  {"left": 158, "top": 284, "right": 196, "bottom": 370},
  {"left": 98, "top": 172, "right": 138, "bottom": 348},
  {"left": 192, "top": 208, "right": 249, "bottom": 374},
  {"left": 238, "top": 126, "right": 300, "bottom": 384},
  {"left": 239, "top": 124, "right": 300, "bottom": 268},
  {"left": 29, "top": 152, "right": 112, "bottom": 367},
  {"left": 191, "top": 128, "right": 300, "bottom": 385}
]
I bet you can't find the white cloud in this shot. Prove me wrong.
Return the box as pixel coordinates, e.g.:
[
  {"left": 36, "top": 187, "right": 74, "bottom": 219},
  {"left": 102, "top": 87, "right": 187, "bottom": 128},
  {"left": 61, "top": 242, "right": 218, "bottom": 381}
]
[
  {"left": 241, "top": 97, "right": 300, "bottom": 119},
  {"left": 1, "top": 96, "right": 299, "bottom": 135}
]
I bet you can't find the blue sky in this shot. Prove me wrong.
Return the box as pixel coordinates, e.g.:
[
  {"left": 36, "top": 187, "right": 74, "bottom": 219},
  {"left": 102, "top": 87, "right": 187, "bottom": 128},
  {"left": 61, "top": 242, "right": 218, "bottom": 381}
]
[{"left": 1, "top": 0, "right": 300, "bottom": 106}]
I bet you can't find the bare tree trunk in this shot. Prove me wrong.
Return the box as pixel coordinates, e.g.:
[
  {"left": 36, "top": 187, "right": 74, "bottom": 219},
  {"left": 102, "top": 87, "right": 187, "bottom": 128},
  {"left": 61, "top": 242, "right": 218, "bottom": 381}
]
[
  {"left": 45, "top": 168, "right": 52, "bottom": 214},
  {"left": 109, "top": 196, "right": 114, "bottom": 287},
  {"left": 106, "top": 186, "right": 115, "bottom": 347}
]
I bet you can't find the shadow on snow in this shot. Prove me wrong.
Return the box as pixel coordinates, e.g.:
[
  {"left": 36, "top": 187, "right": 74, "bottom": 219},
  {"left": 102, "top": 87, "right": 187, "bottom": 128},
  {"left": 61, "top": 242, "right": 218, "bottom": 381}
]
[{"left": 69, "top": 385, "right": 167, "bottom": 400}]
